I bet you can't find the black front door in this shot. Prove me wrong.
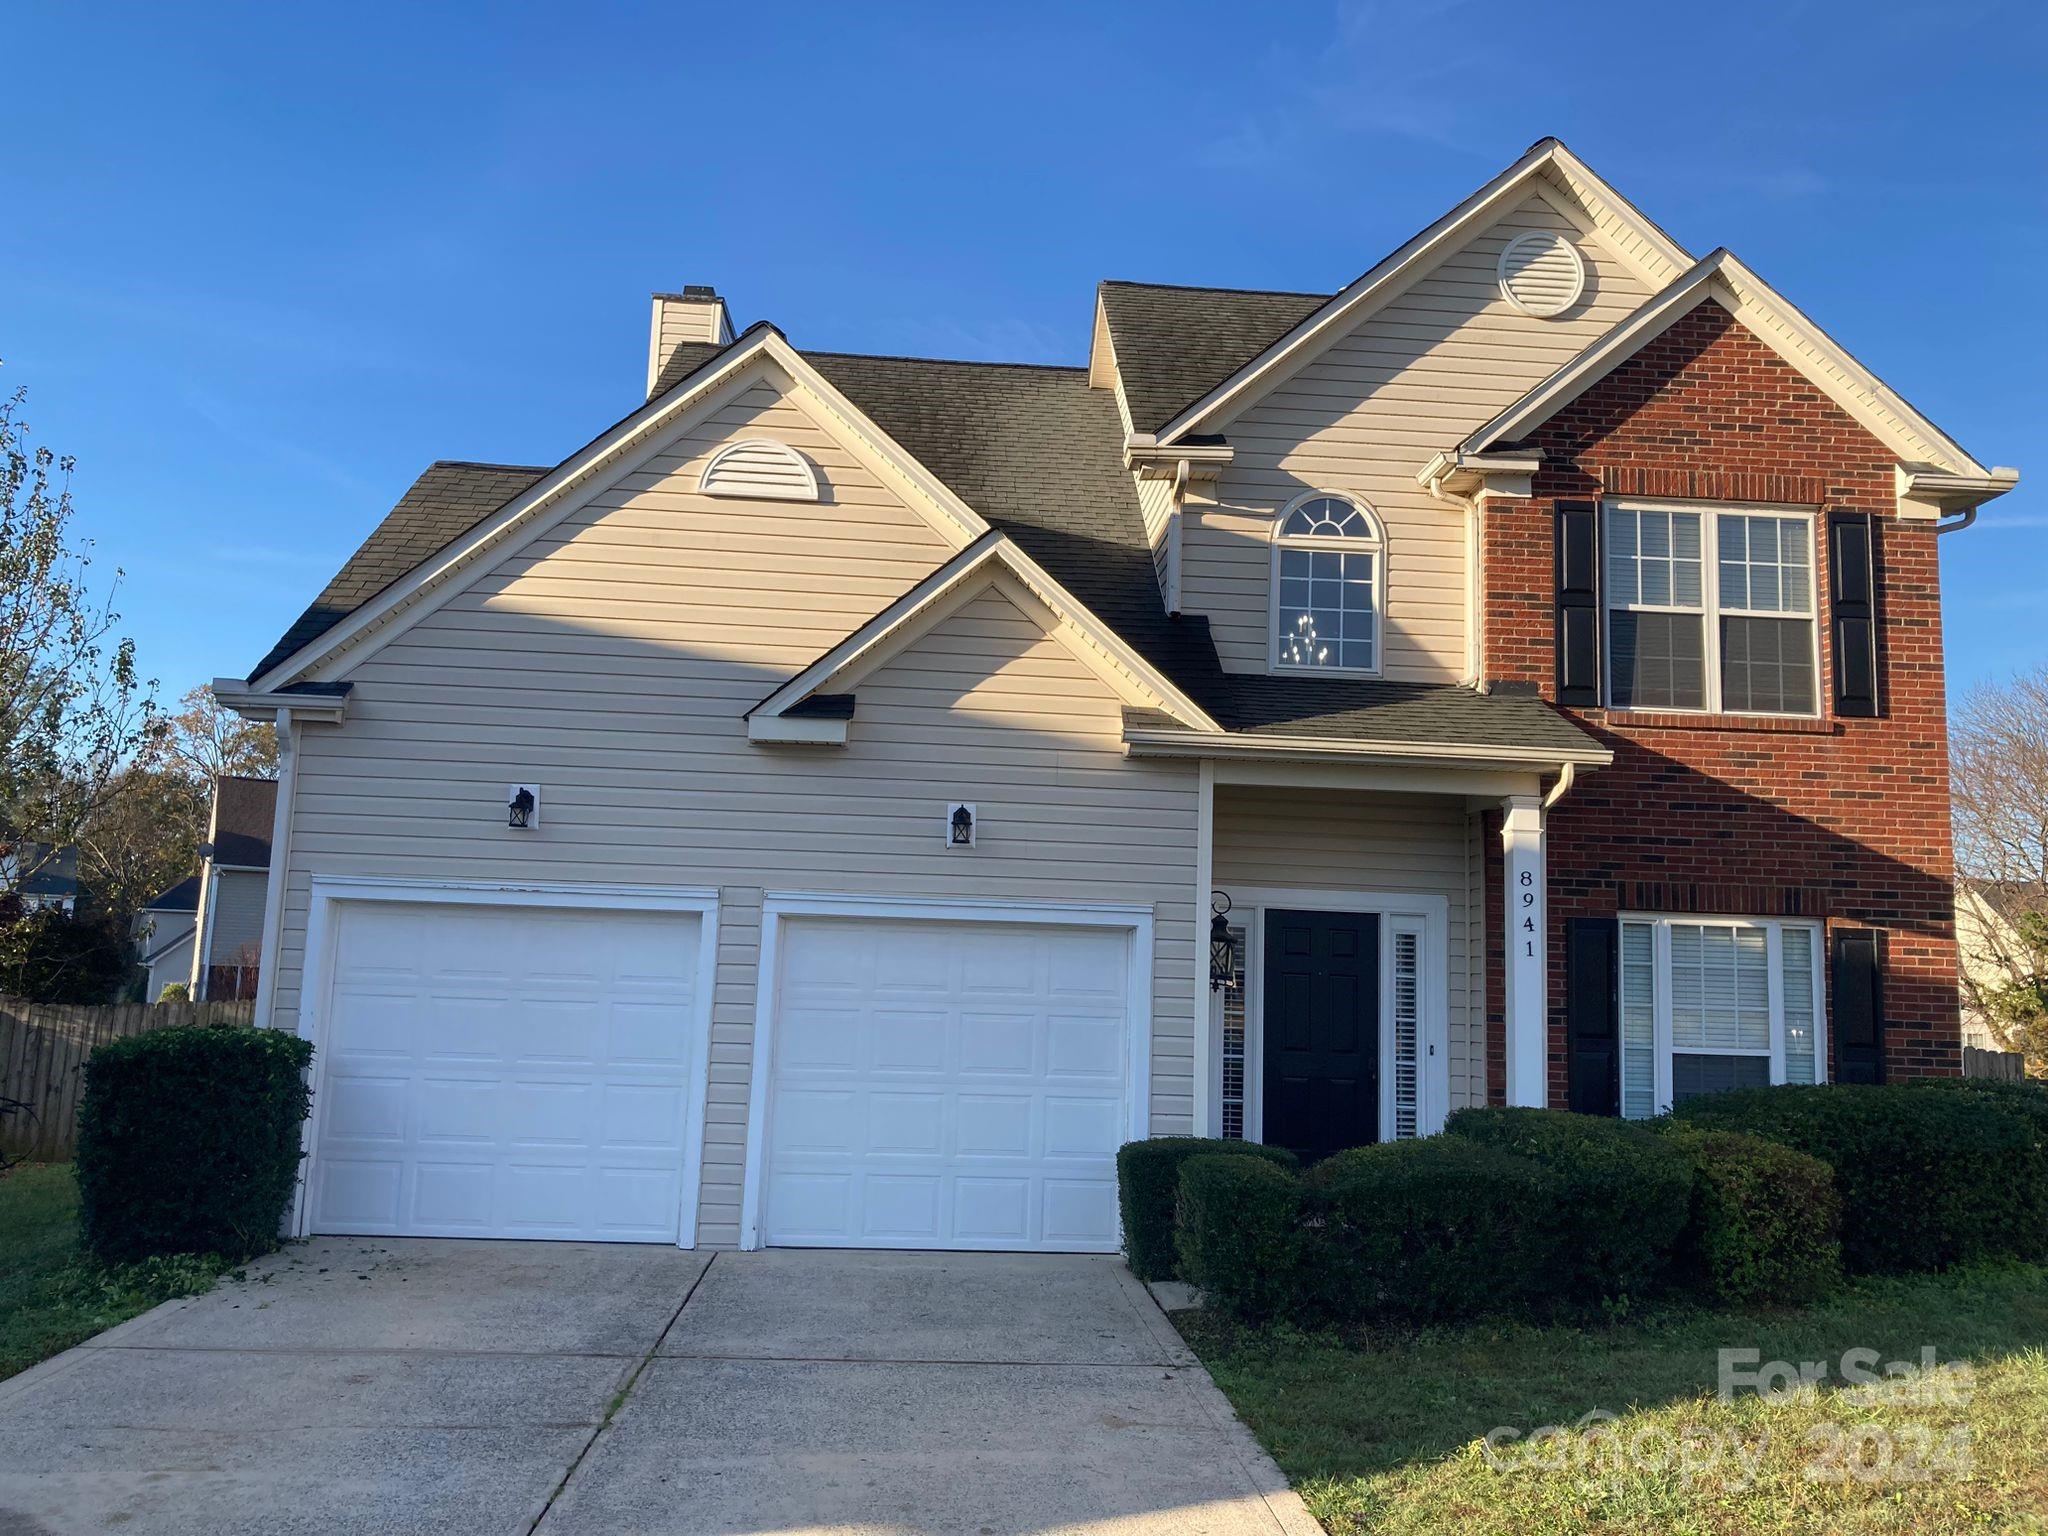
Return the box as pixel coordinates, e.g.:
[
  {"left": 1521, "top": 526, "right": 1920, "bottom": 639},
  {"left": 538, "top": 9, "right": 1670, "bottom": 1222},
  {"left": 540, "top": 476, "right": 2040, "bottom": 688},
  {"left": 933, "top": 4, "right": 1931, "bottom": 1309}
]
[{"left": 1262, "top": 909, "right": 1379, "bottom": 1160}]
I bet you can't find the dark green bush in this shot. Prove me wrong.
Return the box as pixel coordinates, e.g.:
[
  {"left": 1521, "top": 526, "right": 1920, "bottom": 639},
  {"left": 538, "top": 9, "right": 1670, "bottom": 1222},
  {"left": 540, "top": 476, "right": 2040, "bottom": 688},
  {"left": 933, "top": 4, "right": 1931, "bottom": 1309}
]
[
  {"left": 1905, "top": 1077, "right": 2048, "bottom": 1261},
  {"left": 1671, "top": 1083, "right": 2034, "bottom": 1274},
  {"left": 1655, "top": 1124, "right": 1843, "bottom": 1305},
  {"left": 1116, "top": 1137, "right": 1298, "bottom": 1281},
  {"left": 1445, "top": 1107, "right": 1692, "bottom": 1312},
  {"left": 1174, "top": 1153, "right": 1305, "bottom": 1322},
  {"left": 76, "top": 1024, "right": 313, "bottom": 1264},
  {"left": 1309, "top": 1136, "right": 1551, "bottom": 1324}
]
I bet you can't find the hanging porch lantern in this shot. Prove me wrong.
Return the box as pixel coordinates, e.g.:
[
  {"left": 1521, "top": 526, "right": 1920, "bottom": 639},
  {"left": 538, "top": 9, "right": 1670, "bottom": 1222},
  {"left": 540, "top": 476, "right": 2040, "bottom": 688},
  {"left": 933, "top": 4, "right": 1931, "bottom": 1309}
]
[{"left": 1208, "top": 891, "right": 1235, "bottom": 992}]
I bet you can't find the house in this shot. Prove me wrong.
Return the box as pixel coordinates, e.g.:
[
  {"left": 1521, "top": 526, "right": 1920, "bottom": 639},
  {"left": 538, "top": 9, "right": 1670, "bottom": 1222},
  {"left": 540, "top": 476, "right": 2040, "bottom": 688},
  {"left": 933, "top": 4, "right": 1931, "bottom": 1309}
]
[
  {"left": 1955, "top": 880, "right": 2044, "bottom": 1053},
  {"left": 214, "top": 139, "right": 2017, "bottom": 1255},
  {"left": 133, "top": 875, "right": 200, "bottom": 999},
  {"left": 187, "top": 776, "right": 276, "bottom": 1000},
  {"left": 1, "top": 843, "right": 79, "bottom": 915}
]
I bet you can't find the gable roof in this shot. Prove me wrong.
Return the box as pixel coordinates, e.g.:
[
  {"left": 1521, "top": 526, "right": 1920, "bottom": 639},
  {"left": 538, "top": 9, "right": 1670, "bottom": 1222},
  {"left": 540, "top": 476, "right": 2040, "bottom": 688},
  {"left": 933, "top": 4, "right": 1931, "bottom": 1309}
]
[
  {"left": 251, "top": 461, "right": 549, "bottom": 681},
  {"left": 1462, "top": 248, "right": 1998, "bottom": 478},
  {"left": 143, "top": 873, "right": 203, "bottom": 913},
  {"left": 1096, "top": 282, "right": 1327, "bottom": 434},
  {"left": 1146, "top": 138, "right": 1693, "bottom": 444}
]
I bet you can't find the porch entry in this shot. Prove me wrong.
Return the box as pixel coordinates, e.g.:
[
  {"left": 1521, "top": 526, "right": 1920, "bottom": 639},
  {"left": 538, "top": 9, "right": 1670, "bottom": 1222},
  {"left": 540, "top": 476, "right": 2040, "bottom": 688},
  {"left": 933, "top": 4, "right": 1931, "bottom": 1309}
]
[{"left": 1262, "top": 909, "right": 1380, "bottom": 1161}]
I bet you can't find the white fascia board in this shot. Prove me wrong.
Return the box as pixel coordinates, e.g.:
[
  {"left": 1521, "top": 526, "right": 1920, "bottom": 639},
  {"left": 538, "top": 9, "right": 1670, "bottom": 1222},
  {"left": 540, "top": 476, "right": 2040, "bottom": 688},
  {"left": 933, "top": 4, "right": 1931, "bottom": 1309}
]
[
  {"left": 1154, "top": 139, "right": 1694, "bottom": 445},
  {"left": 751, "top": 533, "right": 1223, "bottom": 733},
  {"left": 1896, "top": 463, "right": 2021, "bottom": 510},
  {"left": 248, "top": 329, "right": 989, "bottom": 693},
  {"left": 1462, "top": 251, "right": 1994, "bottom": 479},
  {"left": 1123, "top": 722, "right": 1613, "bottom": 772},
  {"left": 209, "top": 678, "right": 349, "bottom": 725}
]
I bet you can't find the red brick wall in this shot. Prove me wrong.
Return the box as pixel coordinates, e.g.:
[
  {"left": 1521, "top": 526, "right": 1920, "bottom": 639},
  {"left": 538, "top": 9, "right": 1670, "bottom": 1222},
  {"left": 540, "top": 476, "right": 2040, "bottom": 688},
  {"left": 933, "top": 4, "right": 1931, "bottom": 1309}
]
[{"left": 1480, "top": 301, "right": 1960, "bottom": 1103}]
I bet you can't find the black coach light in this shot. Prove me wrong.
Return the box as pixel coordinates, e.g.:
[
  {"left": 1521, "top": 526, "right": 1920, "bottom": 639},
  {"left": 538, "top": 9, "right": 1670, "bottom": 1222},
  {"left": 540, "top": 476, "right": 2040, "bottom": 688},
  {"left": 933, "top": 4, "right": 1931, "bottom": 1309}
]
[
  {"left": 949, "top": 804, "right": 975, "bottom": 847},
  {"left": 508, "top": 786, "right": 537, "bottom": 829},
  {"left": 1209, "top": 891, "right": 1234, "bottom": 991}
]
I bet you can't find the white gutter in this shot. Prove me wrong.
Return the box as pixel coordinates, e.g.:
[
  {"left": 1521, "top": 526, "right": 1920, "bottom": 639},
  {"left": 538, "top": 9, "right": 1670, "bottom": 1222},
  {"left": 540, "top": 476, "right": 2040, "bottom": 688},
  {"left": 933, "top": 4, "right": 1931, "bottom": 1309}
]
[
  {"left": 1124, "top": 723, "right": 1611, "bottom": 772},
  {"left": 1541, "top": 760, "right": 1577, "bottom": 810},
  {"left": 250, "top": 707, "right": 297, "bottom": 1032}
]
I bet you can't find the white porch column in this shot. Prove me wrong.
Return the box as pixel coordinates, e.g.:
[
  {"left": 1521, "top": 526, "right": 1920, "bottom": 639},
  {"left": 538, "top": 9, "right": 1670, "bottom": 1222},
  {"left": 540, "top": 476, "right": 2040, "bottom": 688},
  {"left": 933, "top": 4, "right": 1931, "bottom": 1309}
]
[
  {"left": 1193, "top": 758, "right": 1215, "bottom": 1137},
  {"left": 1500, "top": 793, "right": 1548, "bottom": 1107}
]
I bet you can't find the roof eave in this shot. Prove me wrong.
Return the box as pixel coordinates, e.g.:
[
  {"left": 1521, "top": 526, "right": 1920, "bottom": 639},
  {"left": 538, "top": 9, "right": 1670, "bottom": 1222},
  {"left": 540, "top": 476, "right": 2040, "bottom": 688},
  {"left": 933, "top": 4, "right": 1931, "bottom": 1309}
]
[{"left": 1122, "top": 723, "right": 1613, "bottom": 773}]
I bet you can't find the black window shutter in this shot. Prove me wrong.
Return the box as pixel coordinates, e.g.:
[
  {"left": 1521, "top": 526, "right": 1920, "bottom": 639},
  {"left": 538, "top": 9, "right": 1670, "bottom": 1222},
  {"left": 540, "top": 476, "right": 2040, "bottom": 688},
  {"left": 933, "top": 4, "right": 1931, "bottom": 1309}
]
[
  {"left": 1830, "top": 512, "right": 1881, "bottom": 718},
  {"left": 1555, "top": 501, "right": 1600, "bottom": 706},
  {"left": 1566, "top": 917, "right": 1620, "bottom": 1115},
  {"left": 1832, "top": 928, "right": 1886, "bottom": 1084}
]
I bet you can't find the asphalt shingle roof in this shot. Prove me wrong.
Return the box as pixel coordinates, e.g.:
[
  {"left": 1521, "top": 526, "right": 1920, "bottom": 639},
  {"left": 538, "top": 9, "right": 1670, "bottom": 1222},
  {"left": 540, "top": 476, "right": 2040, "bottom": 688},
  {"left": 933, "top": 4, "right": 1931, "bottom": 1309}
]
[
  {"left": 251, "top": 325, "right": 1598, "bottom": 758},
  {"left": 209, "top": 776, "right": 278, "bottom": 869},
  {"left": 1097, "top": 281, "right": 1328, "bottom": 433}
]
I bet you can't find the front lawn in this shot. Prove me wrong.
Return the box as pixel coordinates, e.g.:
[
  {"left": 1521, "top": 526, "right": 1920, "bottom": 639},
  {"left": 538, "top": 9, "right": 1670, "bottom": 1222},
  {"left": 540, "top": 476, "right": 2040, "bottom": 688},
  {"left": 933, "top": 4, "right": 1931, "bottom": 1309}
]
[
  {"left": 0, "top": 1164, "right": 233, "bottom": 1382},
  {"left": 1179, "top": 1265, "right": 2048, "bottom": 1534}
]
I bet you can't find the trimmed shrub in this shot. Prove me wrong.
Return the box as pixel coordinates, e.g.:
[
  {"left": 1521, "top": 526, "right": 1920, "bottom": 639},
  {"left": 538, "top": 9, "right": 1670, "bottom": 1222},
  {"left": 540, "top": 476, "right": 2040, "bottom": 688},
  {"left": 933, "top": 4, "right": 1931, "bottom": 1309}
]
[
  {"left": 1655, "top": 1124, "right": 1843, "bottom": 1305},
  {"left": 1905, "top": 1077, "right": 2048, "bottom": 1261},
  {"left": 1446, "top": 1107, "right": 1692, "bottom": 1312},
  {"left": 76, "top": 1023, "right": 313, "bottom": 1264},
  {"left": 1116, "top": 1137, "right": 1298, "bottom": 1281},
  {"left": 1309, "top": 1136, "right": 1551, "bottom": 1324},
  {"left": 1174, "top": 1153, "right": 1305, "bottom": 1322},
  {"left": 1671, "top": 1083, "right": 2034, "bottom": 1274}
]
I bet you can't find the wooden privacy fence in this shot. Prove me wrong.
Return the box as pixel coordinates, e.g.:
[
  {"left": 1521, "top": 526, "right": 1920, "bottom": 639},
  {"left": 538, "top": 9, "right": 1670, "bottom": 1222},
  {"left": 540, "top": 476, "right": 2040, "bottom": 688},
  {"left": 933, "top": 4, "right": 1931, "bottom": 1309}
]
[
  {"left": 1963, "top": 1045, "right": 2028, "bottom": 1082},
  {"left": 0, "top": 998, "right": 257, "bottom": 1162}
]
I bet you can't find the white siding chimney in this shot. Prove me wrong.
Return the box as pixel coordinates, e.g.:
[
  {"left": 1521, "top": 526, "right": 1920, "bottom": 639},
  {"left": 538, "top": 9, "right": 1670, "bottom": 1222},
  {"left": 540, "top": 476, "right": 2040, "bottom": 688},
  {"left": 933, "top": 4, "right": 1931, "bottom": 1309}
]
[{"left": 647, "top": 286, "right": 734, "bottom": 397}]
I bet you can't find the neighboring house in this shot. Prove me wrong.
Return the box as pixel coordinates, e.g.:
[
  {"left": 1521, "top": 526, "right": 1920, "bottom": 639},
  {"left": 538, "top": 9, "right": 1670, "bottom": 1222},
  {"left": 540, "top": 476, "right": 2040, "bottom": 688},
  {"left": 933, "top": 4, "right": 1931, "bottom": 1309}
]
[
  {"left": 215, "top": 139, "right": 2017, "bottom": 1255},
  {"left": 188, "top": 776, "right": 276, "bottom": 1001},
  {"left": 1955, "top": 880, "right": 2043, "bottom": 1052},
  {"left": 1, "top": 844, "right": 80, "bottom": 915},
  {"left": 133, "top": 875, "right": 201, "bottom": 999}
]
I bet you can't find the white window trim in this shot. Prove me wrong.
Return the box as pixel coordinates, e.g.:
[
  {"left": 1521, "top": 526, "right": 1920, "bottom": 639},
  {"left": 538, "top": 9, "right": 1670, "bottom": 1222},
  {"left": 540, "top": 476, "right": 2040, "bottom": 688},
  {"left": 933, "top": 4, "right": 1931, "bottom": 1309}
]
[
  {"left": 1267, "top": 490, "right": 1386, "bottom": 679},
  {"left": 1619, "top": 912, "right": 1827, "bottom": 1117},
  {"left": 1217, "top": 886, "right": 1451, "bottom": 1143},
  {"left": 1601, "top": 499, "right": 1822, "bottom": 719}
]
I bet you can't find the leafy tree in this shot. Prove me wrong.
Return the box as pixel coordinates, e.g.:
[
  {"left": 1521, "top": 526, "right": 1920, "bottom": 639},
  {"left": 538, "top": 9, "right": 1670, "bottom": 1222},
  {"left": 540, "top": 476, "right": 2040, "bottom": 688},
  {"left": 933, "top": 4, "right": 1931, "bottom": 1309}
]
[
  {"left": 166, "top": 683, "right": 275, "bottom": 787},
  {"left": 72, "top": 762, "right": 205, "bottom": 928},
  {"left": 0, "top": 900, "right": 131, "bottom": 1003},
  {"left": 1, "top": 387, "right": 161, "bottom": 941},
  {"left": 1952, "top": 665, "right": 2048, "bottom": 1073}
]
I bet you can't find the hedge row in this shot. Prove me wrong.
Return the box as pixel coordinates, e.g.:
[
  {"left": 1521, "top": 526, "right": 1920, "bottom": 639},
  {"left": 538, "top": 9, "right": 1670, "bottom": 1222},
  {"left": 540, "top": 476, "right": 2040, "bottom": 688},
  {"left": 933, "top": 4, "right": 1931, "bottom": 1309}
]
[
  {"left": 76, "top": 1023, "right": 314, "bottom": 1264},
  {"left": 1125, "top": 1079, "right": 2048, "bottom": 1327}
]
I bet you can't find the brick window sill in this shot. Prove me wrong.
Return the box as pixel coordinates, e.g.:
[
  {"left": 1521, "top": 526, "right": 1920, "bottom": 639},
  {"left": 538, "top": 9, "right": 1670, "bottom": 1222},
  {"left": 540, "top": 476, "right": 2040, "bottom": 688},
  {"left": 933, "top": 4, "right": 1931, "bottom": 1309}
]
[{"left": 1586, "top": 708, "right": 1839, "bottom": 735}]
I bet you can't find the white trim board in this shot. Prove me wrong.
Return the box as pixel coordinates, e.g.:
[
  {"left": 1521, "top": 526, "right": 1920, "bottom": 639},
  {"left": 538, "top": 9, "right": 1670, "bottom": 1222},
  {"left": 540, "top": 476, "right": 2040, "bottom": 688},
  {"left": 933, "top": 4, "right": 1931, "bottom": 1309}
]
[
  {"left": 1218, "top": 885, "right": 1453, "bottom": 1145},
  {"left": 738, "top": 890, "right": 1157, "bottom": 1252},
  {"left": 288, "top": 875, "right": 721, "bottom": 1249}
]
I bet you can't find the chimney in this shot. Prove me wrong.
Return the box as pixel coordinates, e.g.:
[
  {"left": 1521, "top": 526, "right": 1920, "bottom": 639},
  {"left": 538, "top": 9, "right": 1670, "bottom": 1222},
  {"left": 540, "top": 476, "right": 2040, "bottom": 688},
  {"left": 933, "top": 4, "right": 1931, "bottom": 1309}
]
[{"left": 647, "top": 286, "right": 734, "bottom": 397}]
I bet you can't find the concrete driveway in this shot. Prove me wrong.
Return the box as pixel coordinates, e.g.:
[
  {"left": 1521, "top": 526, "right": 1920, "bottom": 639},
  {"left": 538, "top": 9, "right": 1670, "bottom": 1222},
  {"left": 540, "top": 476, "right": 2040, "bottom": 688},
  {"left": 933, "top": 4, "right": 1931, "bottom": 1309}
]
[{"left": 0, "top": 1240, "right": 1319, "bottom": 1535}]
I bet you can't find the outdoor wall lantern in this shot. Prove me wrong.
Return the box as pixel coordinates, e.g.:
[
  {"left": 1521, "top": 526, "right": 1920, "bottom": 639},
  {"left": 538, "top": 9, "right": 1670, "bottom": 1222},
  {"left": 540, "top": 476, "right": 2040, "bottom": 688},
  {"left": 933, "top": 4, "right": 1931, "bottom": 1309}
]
[
  {"left": 1209, "top": 891, "right": 1235, "bottom": 992},
  {"left": 946, "top": 802, "right": 976, "bottom": 848},
  {"left": 508, "top": 784, "right": 540, "bottom": 829}
]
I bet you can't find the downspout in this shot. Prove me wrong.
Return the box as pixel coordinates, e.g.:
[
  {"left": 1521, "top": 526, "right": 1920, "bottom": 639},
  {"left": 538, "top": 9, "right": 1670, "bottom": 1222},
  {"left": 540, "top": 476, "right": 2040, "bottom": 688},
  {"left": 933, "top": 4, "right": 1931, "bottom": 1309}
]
[
  {"left": 250, "top": 706, "right": 297, "bottom": 1032},
  {"left": 1934, "top": 505, "right": 1978, "bottom": 536},
  {"left": 1541, "top": 760, "right": 1577, "bottom": 811},
  {"left": 1165, "top": 457, "right": 1190, "bottom": 616},
  {"left": 1427, "top": 472, "right": 1487, "bottom": 692}
]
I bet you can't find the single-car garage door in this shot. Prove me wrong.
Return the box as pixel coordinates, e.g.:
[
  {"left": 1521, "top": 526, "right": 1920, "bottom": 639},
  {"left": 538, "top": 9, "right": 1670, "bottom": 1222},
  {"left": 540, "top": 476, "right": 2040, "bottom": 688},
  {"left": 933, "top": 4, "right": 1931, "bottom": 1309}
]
[
  {"left": 761, "top": 916, "right": 1134, "bottom": 1252},
  {"left": 309, "top": 901, "right": 703, "bottom": 1242}
]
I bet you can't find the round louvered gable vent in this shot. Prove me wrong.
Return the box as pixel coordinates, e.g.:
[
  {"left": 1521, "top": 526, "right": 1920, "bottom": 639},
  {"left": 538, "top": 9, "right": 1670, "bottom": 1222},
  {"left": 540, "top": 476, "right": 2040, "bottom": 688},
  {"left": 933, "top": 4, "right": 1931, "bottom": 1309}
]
[{"left": 1497, "top": 231, "right": 1587, "bottom": 318}]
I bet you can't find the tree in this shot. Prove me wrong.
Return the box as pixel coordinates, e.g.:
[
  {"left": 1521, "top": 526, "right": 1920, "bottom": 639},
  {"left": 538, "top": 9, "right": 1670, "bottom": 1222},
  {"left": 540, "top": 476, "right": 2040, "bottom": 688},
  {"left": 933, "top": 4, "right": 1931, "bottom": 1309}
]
[
  {"left": 1, "top": 387, "right": 161, "bottom": 926},
  {"left": 1951, "top": 664, "right": 2048, "bottom": 1072},
  {"left": 0, "top": 901, "right": 131, "bottom": 1004},
  {"left": 166, "top": 684, "right": 275, "bottom": 787},
  {"left": 72, "top": 763, "right": 205, "bottom": 926}
]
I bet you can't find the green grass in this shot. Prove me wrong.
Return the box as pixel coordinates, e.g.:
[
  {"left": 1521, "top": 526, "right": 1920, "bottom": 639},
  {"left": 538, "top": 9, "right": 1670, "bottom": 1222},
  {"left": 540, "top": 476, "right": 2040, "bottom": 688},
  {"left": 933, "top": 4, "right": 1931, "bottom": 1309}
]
[
  {"left": 0, "top": 1164, "right": 234, "bottom": 1382},
  {"left": 1179, "top": 1266, "right": 2048, "bottom": 1534}
]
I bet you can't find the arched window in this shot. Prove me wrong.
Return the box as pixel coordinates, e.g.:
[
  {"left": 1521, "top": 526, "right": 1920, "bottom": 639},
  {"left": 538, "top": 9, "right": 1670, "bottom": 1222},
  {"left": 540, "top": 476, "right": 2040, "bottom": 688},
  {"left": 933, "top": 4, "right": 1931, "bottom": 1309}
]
[{"left": 1271, "top": 493, "right": 1383, "bottom": 673}]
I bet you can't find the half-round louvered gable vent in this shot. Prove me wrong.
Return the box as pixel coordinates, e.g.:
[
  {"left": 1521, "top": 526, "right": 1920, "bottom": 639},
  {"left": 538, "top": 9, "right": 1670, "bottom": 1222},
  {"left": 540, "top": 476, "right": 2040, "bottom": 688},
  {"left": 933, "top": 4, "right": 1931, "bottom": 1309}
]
[
  {"left": 698, "top": 438, "right": 821, "bottom": 501},
  {"left": 1497, "top": 231, "right": 1587, "bottom": 318}
]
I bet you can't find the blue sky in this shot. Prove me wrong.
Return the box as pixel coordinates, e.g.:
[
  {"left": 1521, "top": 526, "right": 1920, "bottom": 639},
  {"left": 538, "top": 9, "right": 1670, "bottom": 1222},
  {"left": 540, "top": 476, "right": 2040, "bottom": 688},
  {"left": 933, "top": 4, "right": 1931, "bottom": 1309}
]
[{"left": 3, "top": 0, "right": 2042, "bottom": 703}]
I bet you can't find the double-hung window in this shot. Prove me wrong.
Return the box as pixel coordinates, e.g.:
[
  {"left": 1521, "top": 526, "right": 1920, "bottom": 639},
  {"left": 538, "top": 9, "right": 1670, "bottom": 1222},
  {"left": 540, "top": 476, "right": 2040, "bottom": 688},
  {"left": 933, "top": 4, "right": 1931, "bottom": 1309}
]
[
  {"left": 1604, "top": 502, "right": 1818, "bottom": 715},
  {"left": 1617, "top": 915, "right": 1826, "bottom": 1119}
]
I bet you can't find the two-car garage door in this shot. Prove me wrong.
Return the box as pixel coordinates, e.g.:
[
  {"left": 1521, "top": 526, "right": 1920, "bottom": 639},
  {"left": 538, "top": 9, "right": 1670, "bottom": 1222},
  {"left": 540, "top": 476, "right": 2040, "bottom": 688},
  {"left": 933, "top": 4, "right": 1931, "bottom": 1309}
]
[{"left": 307, "top": 897, "right": 1135, "bottom": 1253}]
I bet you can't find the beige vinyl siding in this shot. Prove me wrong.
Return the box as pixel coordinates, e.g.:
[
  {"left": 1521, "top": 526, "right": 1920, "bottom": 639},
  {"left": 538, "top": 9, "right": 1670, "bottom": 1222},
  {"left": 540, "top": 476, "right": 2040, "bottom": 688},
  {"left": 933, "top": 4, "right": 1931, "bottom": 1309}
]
[
  {"left": 1135, "top": 474, "right": 1173, "bottom": 599},
  {"left": 269, "top": 368, "right": 1199, "bottom": 1248},
  {"left": 1212, "top": 785, "right": 1485, "bottom": 1111},
  {"left": 1186, "top": 192, "right": 1654, "bottom": 680}
]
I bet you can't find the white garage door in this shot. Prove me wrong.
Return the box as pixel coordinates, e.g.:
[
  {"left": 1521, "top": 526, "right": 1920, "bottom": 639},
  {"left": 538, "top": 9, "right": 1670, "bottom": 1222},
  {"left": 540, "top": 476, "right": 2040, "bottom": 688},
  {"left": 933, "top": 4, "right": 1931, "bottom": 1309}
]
[
  {"left": 762, "top": 917, "right": 1133, "bottom": 1252},
  {"left": 310, "top": 901, "right": 702, "bottom": 1242}
]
